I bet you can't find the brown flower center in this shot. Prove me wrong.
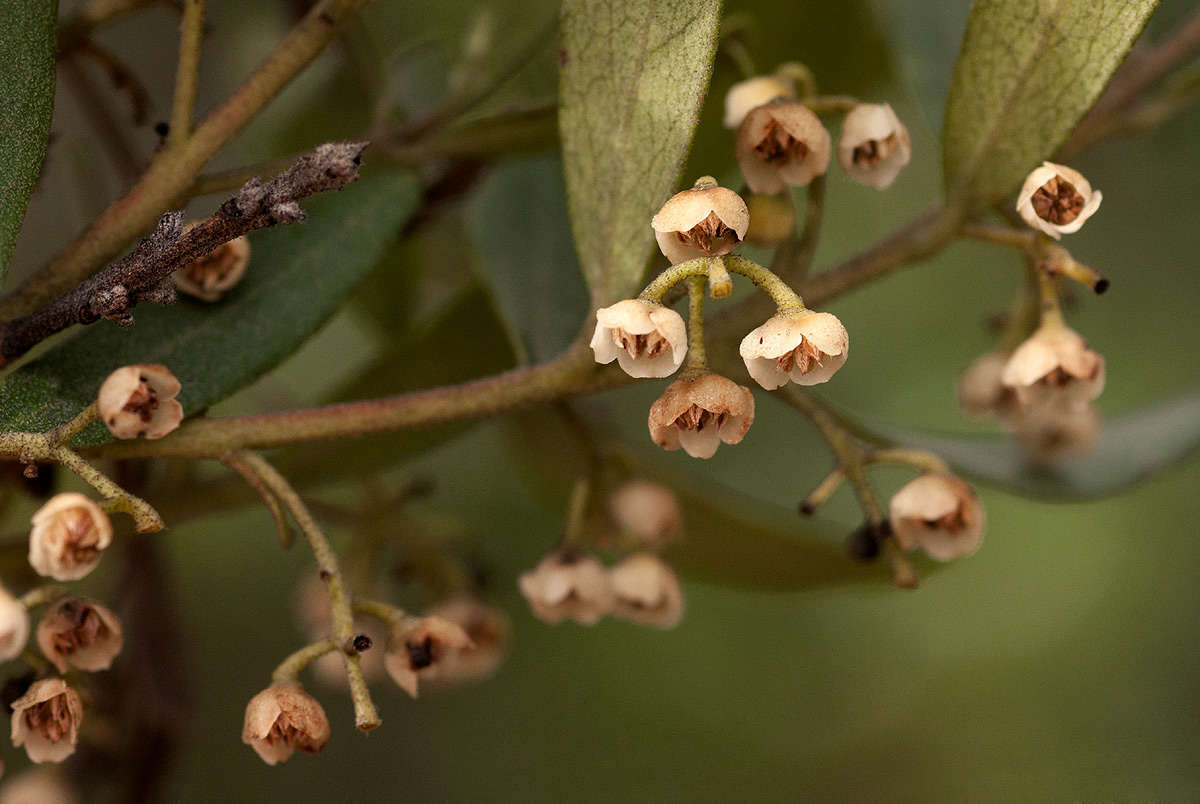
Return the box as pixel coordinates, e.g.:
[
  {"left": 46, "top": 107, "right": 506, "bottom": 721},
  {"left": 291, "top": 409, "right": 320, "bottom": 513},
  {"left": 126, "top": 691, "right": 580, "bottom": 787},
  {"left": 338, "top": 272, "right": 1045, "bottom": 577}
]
[
  {"left": 49, "top": 600, "right": 108, "bottom": 658},
  {"left": 920, "top": 506, "right": 966, "bottom": 533},
  {"left": 23, "top": 695, "right": 74, "bottom": 743},
  {"left": 672, "top": 404, "right": 726, "bottom": 433},
  {"left": 267, "top": 717, "right": 321, "bottom": 753},
  {"left": 180, "top": 243, "right": 238, "bottom": 291},
  {"left": 1031, "top": 176, "right": 1085, "bottom": 225},
  {"left": 677, "top": 211, "right": 739, "bottom": 256},
  {"left": 122, "top": 378, "right": 160, "bottom": 423},
  {"left": 406, "top": 635, "right": 438, "bottom": 670},
  {"left": 613, "top": 328, "right": 669, "bottom": 360},
  {"left": 754, "top": 120, "right": 808, "bottom": 166},
  {"left": 57, "top": 510, "right": 101, "bottom": 564},
  {"left": 852, "top": 134, "right": 897, "bottom": 167},
  {"left": 775, "top": 339, "right": 825, "bottom": 375}
]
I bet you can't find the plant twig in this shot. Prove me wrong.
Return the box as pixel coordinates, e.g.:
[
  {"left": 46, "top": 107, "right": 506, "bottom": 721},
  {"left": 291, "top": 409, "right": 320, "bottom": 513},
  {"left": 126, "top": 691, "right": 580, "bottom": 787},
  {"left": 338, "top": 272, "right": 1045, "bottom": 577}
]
[
  {"left": 167, "top": 0, "right": 206, "bottom": 149},
  {"left": 220, "top": 453, "right": 293, "bottom": 548}
]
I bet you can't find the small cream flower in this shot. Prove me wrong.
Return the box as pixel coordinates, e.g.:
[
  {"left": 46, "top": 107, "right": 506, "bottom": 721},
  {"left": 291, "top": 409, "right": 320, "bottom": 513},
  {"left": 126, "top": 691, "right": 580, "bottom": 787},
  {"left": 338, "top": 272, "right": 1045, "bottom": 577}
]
[
  {"left": 29, "top": 493, "right": 113, "bottom": 582},
  {"left": 518, "top": 549, "right": 614, "bottom": 626},
  {"left": 647, "top": 374, "right": 755, "bottom": 459},
  {"left": 736, "top": 102, "right": 830, "bottom": 194},
  {"left": 1016, "top": 162, "right": 1102, "bottom": 239},
  {"left": 609, "top": 553, "right": 685, "bottom": 629},
  {"left": 0, "top": 585, "right": 29, "bottom": 662},
  {"left": 420, "top": 597, "right": 510, "bottom": 688},
  {"left": 608, "top": 480, "right": 683, "bottom": 549},
  {"left": 651, "top": 178, "right": 749, "bottom": 264},
  {"left": 837, "top": 103, "right": 911, "bottom": 189},
  {"left": 241, "top": 683, "right": 330, "bottom": 765},
  {"left": 739, "top": 310, "right": 849, "bottom": 390},
  {"left": 590, "top": 299, "right": 687, "bottom": 378},
  {"left": 1014, "top": 403, "right": 1100, "bottom": 465},
  {"left": 723, "top": 75, "right": 795, "bottom": 129},
  {"left": 889, "top": 474, "right": 985, "bottom": 562},
  {"left": 1001, "top": 324, "right": 1105, "bottom": 408},
  {"left": 0, "top": 768, "right": 79, "bottom": 804},
  {"left": 384, "top": 616, "right": 473, "bottom": 698},
  {"left": 173, "top": 232, "right": 250, "bottom": 302},
  {"left": 10, "top": 679, "right": 82, "bottom": 764},
  {"left": 97, "top": 364, "right": 183, "bottom": 440},
  {"left": 957, "top": 350, "right": 1018, "bottom": 420},
  {"left": 36, "top": 597, "right": 124, "bottom": 674}
]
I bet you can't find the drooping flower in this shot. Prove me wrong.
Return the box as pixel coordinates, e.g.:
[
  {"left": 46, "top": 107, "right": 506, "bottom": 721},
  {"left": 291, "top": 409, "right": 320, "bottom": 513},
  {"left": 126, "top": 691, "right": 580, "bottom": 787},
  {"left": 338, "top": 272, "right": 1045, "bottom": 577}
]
[
  {"left": 28, "top": 493, "right": 113, "bottom": 582},
  {"left": 415, "top": 598, "right": 509, "bottom": 689},
  {"left": 589, "top": 299, "right": 687, "bottom": 378},
  {"left": 836, "top": 103, "right": 911, "bottom": 189},
  {"left": 241, "top": 683, "right": 330, "bottom": 765},
  {"left": 97, "top": 364, "right": 183, "bottom": 440},
  {"left": 647, "top": 374, "right": 755, "bottom": 459},
  {"left": 736, "top": 102, "right": 830, "bottom": 194},
  {"left": 609, "top": 553, "right": 685, "bottom": 629},
  {"left": 36, "top": 597, "right": 124, "bottom": 674},
  {"left": 383, "top": 615, "right": 473, "bottom": 698},
  {"left": 518, "top": 549, "right": 614, "bottom": 626},
  {"left": 173, "top": 232, "right": 250, "bottom": 302},
  {"left": 608, "top": 480, "right": 683, "bottom": 549},
  {"left": 739, "top": 310, "right": 849, "bottom": 390},
  {"left": 957, "top": 350, "right": 1018, "bottom": 420},
  {"left": 722, "top": 75, "right": 795, "bottom": 129},
  {"left": 0, "top": 585, "right": 29, "bottom": 662},
  {"left": 889, "top": 474, "right": 985, "bottom": 562},
  {"left": 10, "top": 679, "right": 83, "bottom": 764},
  {"left": 1016, "top": 162, "right": 1102, "bottom": 239},
  {"left": 651, "top": 178, "right": 749, "bottom": 264},
  {"left": 1001, "top": 324, "right": 1105, "bottom": 409}
]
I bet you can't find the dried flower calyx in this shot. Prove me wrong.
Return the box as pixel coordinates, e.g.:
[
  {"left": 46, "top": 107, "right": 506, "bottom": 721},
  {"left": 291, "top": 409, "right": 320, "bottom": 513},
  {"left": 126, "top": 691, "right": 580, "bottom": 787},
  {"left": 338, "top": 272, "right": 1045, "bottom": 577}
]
[
  {"left": 590, "top": 299, "right": 687, "bottom": 379},
  {"left": 242, "top": 683, "right": 330, "bottom": 765},
  {"left": 739, "top": 309, "right": 849, "bottom": 390},
  {"left": 1016, "top": 162, "right": 1102, "bottom": 239},
  {"left": 97, "top": 364, "right": 183, "bottom": 439},
  {"left": 518, "top": 549, "right": 614, "bottom": 626},
  {"left": 384, "top": 615, "right": 473, "bottom": 698},
  {"left": 736, "top": 102, "right": 830, "bottom": 194},
  {"left": 650, "top": 177, "right": 749, "bottom": 265},
  {"left": 647, "top": 373, "right": 755, "bottom": 460},
  {"left": 889, "top": 474, "right": 984, "bottom": 562},
  {"left": 10, "top": 679, "right": 83, "bottom": 764},
  {"left": 28, "top": 493, "right": 113, "bottom": 582},
  {"left": 837, "top": 103, "right": 911, "bottom": 189},
  {"left": 36, "top": 597, "right": 124, "bottom": 673},
  {"left": 173, "top": 229, "right": 250, "bottom": 302}
]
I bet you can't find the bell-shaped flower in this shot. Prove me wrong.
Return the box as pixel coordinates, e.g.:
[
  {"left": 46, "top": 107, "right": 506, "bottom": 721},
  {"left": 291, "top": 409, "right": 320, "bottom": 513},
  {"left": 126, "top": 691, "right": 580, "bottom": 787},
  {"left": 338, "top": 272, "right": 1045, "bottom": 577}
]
[
  {"left": 518, "top": 549, "right": 613, "bottom": 626},
  {"left": 383, "top": 615, "right": 473, "bottom": 698},
  {"left": 1016, "top": 162, "right": 1102, "bottom": 239},
  {"left": 97, "top": 364, "right": 183, "bottom": 440},
  {"left": 609, "top": 553, "right": 685, "bottom": 629},
  {"left": 36, "top": 597, "right": 124, "bottom": 674},
  {"left": 650, "top": 179, "right": 749, "bottom": 264},
  {"left": 29, "top": 493, "right": 113, "bottom": 582},
  {"left": 647, "top": 374, "right": 755, "bottom": 459},
  {"left": 739, "top": 310, "right": 849, "bottom": 389},
  {"left": 419, "top": 597, "right": 510, "bottom": 688},
  {"left": 722, "top": 75, "right": 794, "bottom": 129},
  {"left": 836, "top": 103, "right": 911, "bottom": 189},
  {"left": 957, "top": 350, "right": 1018, "bottom": 420},
  {"left": 889, "top": 474, "right": 985, "bottom": 562},
  {"left": 590, "top": 299, "right": 687, "bottom": 378},
  {"left": 173, "top": 231, "right": 250, "bottom": 302},
  {"left": 608, "top": 480, "right": 682, "bottom": 550},
  {"left": 736, "top": 102, "right": 830, "bottom": 194},
  {"left": 1001, "top": 324, "right": 1104, "bottom": 409},
  {"left": 241, "top": 683, "right": 330, "bottom": 765},
  {"left": 10, "top": 679, "right": 83, "bottom": 764}
]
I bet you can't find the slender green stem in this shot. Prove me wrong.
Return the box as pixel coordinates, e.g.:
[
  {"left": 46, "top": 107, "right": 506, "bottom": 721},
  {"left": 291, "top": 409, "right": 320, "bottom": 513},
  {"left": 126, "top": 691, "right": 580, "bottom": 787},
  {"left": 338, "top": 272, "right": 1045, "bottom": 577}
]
[
  {"left": 219, "top": 453, "right": 293, "bottom": 548},
  {"left": 352, "top": 598, "right": 409, "bottom": 627},
  {"left": 683, "top": 276, "right": 709, "bottom": 377},
  {"left": 637, "top": 258, "right": 711, "bottom": 303},
  {"left": 724, "top": 256, "right": 804, "bottom": 310},
  {"left": 959, "top": 222, "right": 1037, "bottom": 251},
  {"left": 19, "top": 585, "right": 70, "bottom": 609},
  {"left": 233, "top": 451, "right": 380, "bottom": 731},
  {"left": 721, "top": 38, "right": 758, "bottom": 80},
  {"left": 50, "top": 446, "right": 163, "bottom": 533},
  {"left": 774, "top": 62, "right": 816, "bottom": 102},
  {"left": 272, "top": 639, "right": 338, "bottom": 683},
  {"left": 561, "top": 476, "right": 592, "bottom": 548},
  {"left": 806, "top": 95, "right": 859, "bottom": 115},
  {"left": 45, "top": 403, "right": 98, "bottom": 447},
  {"left": 1037, "top": 269, "right": 1065, "bottom": 329},
  {"left": 167, "top": 0, "right": 206, "bottom": 148},
  {"left": 866, "top": 448, "right": 950, "bottom": 475},
  {"left": 799, "top": 467, "right": 844, "bottom": 516}
]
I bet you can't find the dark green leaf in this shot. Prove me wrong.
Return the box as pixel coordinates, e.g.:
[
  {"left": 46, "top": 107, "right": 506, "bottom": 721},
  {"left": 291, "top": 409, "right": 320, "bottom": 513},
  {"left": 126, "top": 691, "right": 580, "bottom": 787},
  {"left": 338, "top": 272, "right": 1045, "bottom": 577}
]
[
  {"left": 468, "top": 155, "right": 589, "bottom": 363},
  {"left": 942, "top": 0, "right": 1158, "bottom": 206},
  {"left": 0, "top": 0, "right": 57, "bottom": 282},
  {"left": 0, "top": 171, "right": 419, "bottom": 444},
  {"left": 559, "top": 0, "right": 721, "bottom": 305},
  {"left": 876, "top": 390, "right": 1200, "bottom": 500}
]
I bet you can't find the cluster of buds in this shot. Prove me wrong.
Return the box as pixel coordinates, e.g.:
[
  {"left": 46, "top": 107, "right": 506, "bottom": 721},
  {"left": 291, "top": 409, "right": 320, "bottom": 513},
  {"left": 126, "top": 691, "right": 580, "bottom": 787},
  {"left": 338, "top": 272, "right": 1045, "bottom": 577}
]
[{"left": 591, "top": 178, "right": 849, "bottom": 459}]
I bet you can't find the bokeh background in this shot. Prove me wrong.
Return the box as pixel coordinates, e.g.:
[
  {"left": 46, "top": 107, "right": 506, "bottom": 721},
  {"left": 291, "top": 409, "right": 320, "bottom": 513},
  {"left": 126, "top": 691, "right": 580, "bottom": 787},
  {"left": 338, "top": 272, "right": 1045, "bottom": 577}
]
[{"left": 3, "top": 0, "right": 1199, "bottom": 800}]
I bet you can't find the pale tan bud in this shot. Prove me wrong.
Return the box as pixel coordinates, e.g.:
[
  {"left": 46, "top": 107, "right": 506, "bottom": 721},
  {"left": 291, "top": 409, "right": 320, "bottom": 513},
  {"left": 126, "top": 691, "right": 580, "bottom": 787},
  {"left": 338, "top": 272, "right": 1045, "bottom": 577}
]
[
  {"left": 383, "top": 616, "right": 473, "bottom": 698},
  {"left": 36, "top": 597, "right": 123, "bottom": 674},
  {"left": 836, "top": 103, "right": 911, "bottom": 189},
  {"left": 97, "top": 364, "right": 183, "bottom": 440},
  {"left": 650, "top": 179, "right": 749, "bottom": 265},
  {"left": 609, "top": 553, "right": 685, "bottom": 629},
  {"left": 172, "top": 231, "right": 250, "bottom": 302},
  {"left": 889, "top": 474, "right": 985, "bottom": 562},
  {"left": 723, "top": 75, "right": 795, "bottom": 129},
  {"left": 647, "top": 374, "right": 755, "bottom": 459},
  {"left": 420, "top": 597, "right": 510, "bottom": 688},
  {"left": 608, "top": 480, "right": 682, "bottom": 549},
  {"left": 1014, "top": 403, "right": 1100, "bottom": 465},
  {"left": 518, "top": 549, "right": 614, "bottom": 626},
  {"left": 1001, "top": 324, "right": 1105, "bottom": 409},
  {"left": 10, "top": 679, "right": 82, "bottom": 764},
  {"left": 28, "top": 493, "right": 113, "bottom": 582},
  {"left": 739, "top": 310, "right": 849, "bottom": 390},
  {"left": 0, "top": 768, "right": 79, "bottom": 804},
  {"left": 0, "top": 585, "right": 29, "bottom": 662},
  {"left": 241, "top": 683, "right": 330, "bottom": 765},
  {"left": 736, "top": 102, "right": 830, "bottom": 194},
  {"left": 590, "top": 299, "right": 688, "bottom": 378},
  {"left": 744, "top": 192, "right": 795, "bottom": 246},
  {"left": 1016, "top": 162, "right": 1102, "bottom": 239},
  {"left": 957, "top": 350, "right": 1018, "bottom": 420}
]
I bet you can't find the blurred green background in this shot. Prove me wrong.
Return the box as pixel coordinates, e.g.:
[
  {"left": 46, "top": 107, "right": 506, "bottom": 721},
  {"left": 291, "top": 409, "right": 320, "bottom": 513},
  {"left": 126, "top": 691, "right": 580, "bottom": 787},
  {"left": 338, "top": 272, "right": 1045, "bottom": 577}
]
[{"left": 3, "top": 0, "right": 1200, "bottom": 801}]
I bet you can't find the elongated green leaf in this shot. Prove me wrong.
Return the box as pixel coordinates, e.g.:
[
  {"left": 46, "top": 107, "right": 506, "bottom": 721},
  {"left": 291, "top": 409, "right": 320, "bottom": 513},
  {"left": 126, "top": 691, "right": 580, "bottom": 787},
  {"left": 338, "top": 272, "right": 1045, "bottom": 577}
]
[
  {"left": 468, "top": 155, "right": 589, "bottom": 363},
  {"left": 942, "top": 0, "right": 1157, "bottom": 205},
  {"left": 559, "top": 0, "right": 720, "bottom": 305},
  {"left": 0, "top": 172, "right": 419, "bottom": 444},
  {"left": 876, "top": 390, "right": 1200, "bottom": 500},
  {"left": 0, "top": 0, "right": 57, "bottom": 282}
]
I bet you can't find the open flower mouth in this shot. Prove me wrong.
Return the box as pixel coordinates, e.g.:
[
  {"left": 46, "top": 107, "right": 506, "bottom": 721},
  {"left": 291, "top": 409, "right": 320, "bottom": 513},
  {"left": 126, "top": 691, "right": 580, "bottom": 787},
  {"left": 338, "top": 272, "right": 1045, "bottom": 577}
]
[
  {"left": 24, "top": 697, "right": 74, "bottom": 744},
  {"left": 754, "top": 121, "right": 809, "bottom": 167},
  {"left": 672, "top": 404, "right": 727, "bottom": 432},
  {"left": 774, "top": 339, "right": 826, "bottom": 375},
  {"left": 121, "top": 379, "right": 160, "bottom": 423},
  {"left": 1031, "top": 176, "right": 1085, "bottom": 225},
  {"left": 613, "top": 328, "right": 669, "bottom": 360},
  {"left": 677, "top": 211, "right": 740, "bottom": 255},
  {"left": 852, "top": 133, "right": 897, "bottom": 167}
]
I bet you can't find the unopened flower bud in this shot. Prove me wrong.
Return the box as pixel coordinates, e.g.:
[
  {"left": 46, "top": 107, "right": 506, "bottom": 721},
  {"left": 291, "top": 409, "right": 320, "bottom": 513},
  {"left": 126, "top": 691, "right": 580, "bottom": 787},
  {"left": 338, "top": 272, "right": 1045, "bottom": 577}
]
[
  {"left": 837, "top": 103, "right": 911, "bottom": 189},
  {"left": 608, "top": 480, "right": 682, "bottom": 549},
  {"left": 647, "top": 373, "right": 755, "bottom": 459},
  {"left": 0, "top": 586, "right": 29, "bottom": 662},
  {"left": 418, "top": 597, "right": 510, "bottom": 688},
  {"left": 889, "top": 474, "right": 984, "bottom": 562},
  {"left": 241, "top": 683, "right": 330, "bottom": 765},
  {"left": 736, "top": 102, "right": 830, "bottom": 194},
  {"left": 1016, "top": 162, "right": 1102, "bottom": 239},
  {"left": 651, "top": 178, "right": 749, "bottom": 264},
  {"left": 10, "top": 679, "right": 82, "bottom": 764},
  {"left": 36, "top": 597, "right": 123, "bottom": 674},
  {"left": 609, "top": 553, "right": 684, "bottom": 629},
  {"left": 518, "top": 549, "right": 613, "bottom": 625},
  {"left": 590, "top": 299, "right": 687, "bottom": 378},
  {"left": 0, "top": 767, "right": 79, "bottom": 804},
  {"left": 957, "top": 350, "right": 1018, "bottom": 420},
  {"left": 29, "top": 493, "right": 113, "bottom": 582},
  {"left": 1001, "top": 324, "right": 1105, "bottom": 408},
  {"left": 744, "top": 192, "right": 795, "bottom": 246},
  {"left": 1014, "top": 403, "right": 1100, "bottom": 464},
  {"left": 739, "top": 309, "right": 849, "bottom": 390},
  {"left": 723, "top": 75, "right": 795, "bottom": 129},
  {"left": 97, "top": 364, "right": 183, "bottom": 440},
  {"left": 173, "top": 231, "right": 250, "bottom": 302},
  {"left": 383, "top": 616, "right": 473, "bottom": 698}
]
